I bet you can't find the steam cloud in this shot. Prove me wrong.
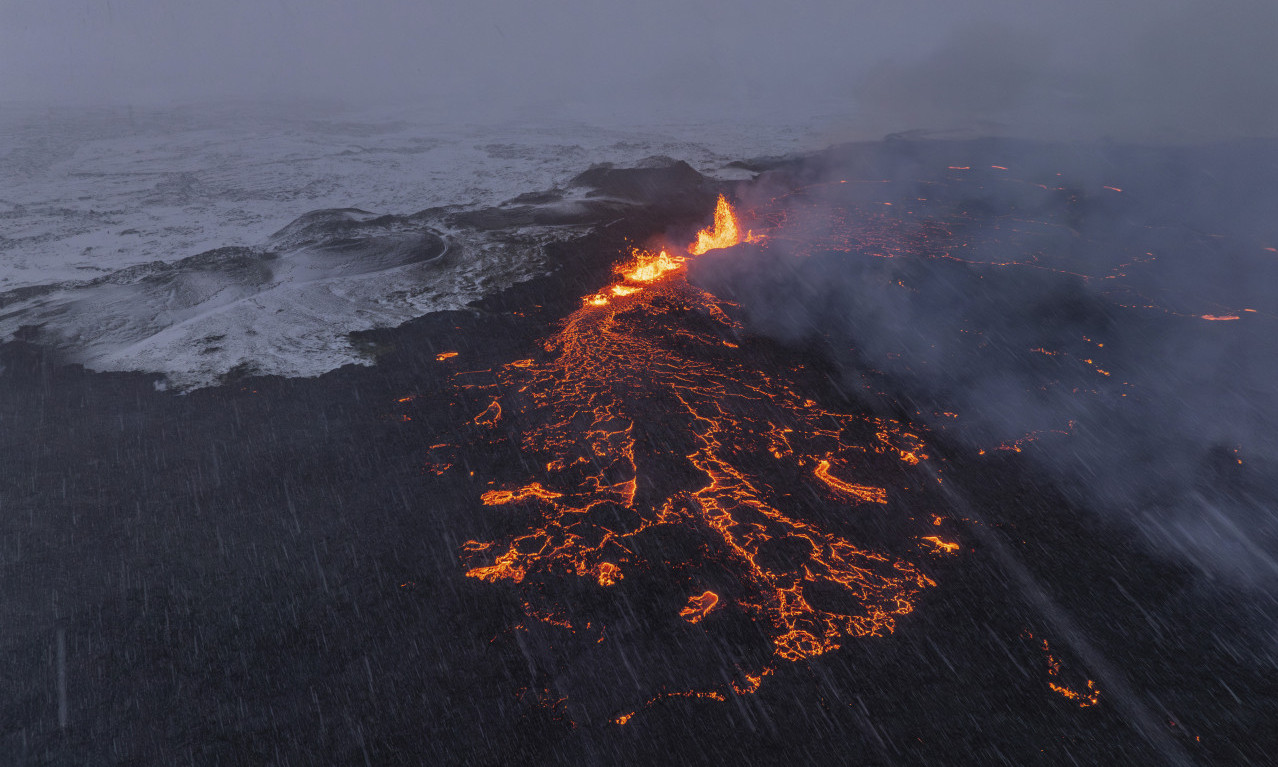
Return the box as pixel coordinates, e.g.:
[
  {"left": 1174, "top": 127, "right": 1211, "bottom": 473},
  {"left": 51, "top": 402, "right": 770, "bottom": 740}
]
[{"left": 692, "top": 139, "right": 1278, "bottom": 584}]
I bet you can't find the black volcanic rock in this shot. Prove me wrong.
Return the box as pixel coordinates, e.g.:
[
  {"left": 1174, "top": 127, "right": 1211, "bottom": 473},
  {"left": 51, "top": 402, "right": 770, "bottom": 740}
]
[
  {"left": 568, "top": 156, "right": 711, "bottom": 208},
  {"left": 449, "top": 158, "right": 716, "bottom": 231},
  {"left": 267, "top": 207, "right": 386, "bottom": 248}
]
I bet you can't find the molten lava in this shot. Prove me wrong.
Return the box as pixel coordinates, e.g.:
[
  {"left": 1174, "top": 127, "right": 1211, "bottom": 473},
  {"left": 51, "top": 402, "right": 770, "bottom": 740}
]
[
  {"left": 1025, "top": 631, "right": 1102, "bottom": 708},
  {"left": 688, "top": 193, "right": 764, "bottom": 254},
  {"left": 689, "top": 195, "right": 740, "bottom": 255},
  {"left": 919, "top": 536, "right": 960, "bottom": 554},
  {"left": 814, "top": 459, "right": 890, "bottom": 504},
  {"left": 622, "top": 248, "right": 685, "bottom": 282},
  {"left": 451, "top": 195, "right": 938, "bottom": 717},
  {"left": 680, "top": 591, "right": 720, "bottom": 623}
]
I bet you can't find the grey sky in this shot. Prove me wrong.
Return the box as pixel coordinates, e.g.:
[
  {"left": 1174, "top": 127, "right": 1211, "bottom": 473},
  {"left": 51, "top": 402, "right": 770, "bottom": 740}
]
[{"left": 3, "top": 0, "right": 1275, "bottom": 139}]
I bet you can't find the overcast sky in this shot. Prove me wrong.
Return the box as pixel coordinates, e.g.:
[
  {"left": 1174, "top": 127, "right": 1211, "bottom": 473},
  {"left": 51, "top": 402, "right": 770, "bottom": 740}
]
[{"left": 3, "top": 0, "right": 1275, "bottom": 140}]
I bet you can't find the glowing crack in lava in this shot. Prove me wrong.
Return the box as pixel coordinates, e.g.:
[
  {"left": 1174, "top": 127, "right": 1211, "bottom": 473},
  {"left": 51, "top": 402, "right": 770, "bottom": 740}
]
[
  {"left": 1026, "top": 631, "right": 1102, "bottom": 708},
  {"left": 455, "top": 195, "right": 936, "bottom": 711}
]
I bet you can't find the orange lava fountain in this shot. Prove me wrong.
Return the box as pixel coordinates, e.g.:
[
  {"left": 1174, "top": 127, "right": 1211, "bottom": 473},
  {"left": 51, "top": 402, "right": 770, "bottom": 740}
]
[
  {"left": 689, "top": 194, "right": 741, "bottom": 255},
  {"left": 688, "top": 193, "right": 763, "bottom": 255}
]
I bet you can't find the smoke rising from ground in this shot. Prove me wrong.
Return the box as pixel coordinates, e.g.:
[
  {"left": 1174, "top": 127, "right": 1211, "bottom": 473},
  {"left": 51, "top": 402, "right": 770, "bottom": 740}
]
[{"left": 691, "top": 139, "right": 1278, "bottom": 584}]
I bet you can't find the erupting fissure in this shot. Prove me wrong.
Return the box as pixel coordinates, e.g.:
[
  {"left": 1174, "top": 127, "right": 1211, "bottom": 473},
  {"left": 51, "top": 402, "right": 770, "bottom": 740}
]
[{"left": 449, "top": 195, "right": 939, "bottom": 718}]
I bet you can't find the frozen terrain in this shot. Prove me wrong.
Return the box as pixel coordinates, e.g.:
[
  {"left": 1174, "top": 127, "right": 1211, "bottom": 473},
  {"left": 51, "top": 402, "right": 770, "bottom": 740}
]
[{"left": 0, "top": 103, "right": 821, "bottom": 388}]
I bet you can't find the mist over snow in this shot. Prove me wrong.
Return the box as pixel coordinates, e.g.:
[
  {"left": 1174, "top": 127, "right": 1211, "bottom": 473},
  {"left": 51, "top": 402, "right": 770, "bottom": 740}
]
[{"left": 0, "top": 108, "right": 819, "bottom": 387}]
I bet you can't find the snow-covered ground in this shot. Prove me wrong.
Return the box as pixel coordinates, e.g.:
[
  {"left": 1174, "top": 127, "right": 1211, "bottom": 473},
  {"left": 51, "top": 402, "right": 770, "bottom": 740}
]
[{"left": 0, "top": 103, "right": 831, "bottom": 388}]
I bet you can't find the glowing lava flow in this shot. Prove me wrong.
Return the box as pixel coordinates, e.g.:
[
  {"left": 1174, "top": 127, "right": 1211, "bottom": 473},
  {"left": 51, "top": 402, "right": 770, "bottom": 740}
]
[
  {"left": 455, "top": 196, "right": 936, "bottom": 712},
  {"left": 1026, "top": 631, "right": 1102, "bottom": 708}
]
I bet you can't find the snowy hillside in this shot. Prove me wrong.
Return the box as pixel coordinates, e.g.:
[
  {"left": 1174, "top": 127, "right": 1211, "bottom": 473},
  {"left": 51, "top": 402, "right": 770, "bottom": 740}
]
[{"left": 0, "top": 104, "right": 815, "bottom": 388}]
